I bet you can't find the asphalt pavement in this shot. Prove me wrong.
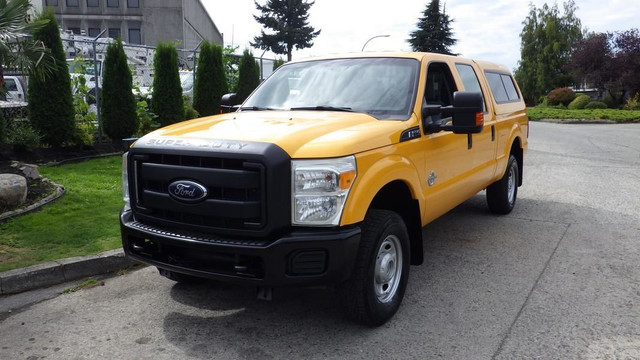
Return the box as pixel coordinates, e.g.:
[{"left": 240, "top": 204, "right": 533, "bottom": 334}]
[{"left": 0, "top": 121, "right": 639, "bottom": 359}]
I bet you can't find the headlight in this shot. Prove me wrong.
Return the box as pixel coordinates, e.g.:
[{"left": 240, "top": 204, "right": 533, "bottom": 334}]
[
  {"left": 292, "top": 156, "right": 356, "bottom": 226},
  {"left": 122, "top": 152, "right": 130, "bottom": 211}
]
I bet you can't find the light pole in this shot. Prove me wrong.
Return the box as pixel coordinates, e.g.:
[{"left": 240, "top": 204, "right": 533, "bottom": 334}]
[{"left": 361, "top": 35, "right": 390, "bottom": 52}]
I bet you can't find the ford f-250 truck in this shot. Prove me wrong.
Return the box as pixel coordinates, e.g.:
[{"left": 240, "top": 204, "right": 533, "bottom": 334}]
[{"left": 120, "top": 52, "right": 528, "bottom": 326}]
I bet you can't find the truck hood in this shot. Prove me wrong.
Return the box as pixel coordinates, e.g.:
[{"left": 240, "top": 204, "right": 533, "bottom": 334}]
[{"left": 135, "top": 111, "right": 415, "bottom": 158}]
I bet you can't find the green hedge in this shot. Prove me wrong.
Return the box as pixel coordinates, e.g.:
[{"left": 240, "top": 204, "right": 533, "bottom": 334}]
[{"left": 527, "top": 107, "right": 640, "bottom": 122}]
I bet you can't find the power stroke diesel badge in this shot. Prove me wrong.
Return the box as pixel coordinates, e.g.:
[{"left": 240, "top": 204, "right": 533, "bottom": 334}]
[{"left": 168, "top": 180, "right": 208, "bottom": 203}]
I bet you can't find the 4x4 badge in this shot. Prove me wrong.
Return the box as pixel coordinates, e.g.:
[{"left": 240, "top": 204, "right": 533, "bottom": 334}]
[{"left": 427, "top": 171, "right": 437, "bottom": 187}]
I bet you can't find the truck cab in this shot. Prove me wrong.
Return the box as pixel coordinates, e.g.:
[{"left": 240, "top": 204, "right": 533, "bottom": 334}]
[{"left": 120, "top": 52, "right": 528, "bottom": 326}]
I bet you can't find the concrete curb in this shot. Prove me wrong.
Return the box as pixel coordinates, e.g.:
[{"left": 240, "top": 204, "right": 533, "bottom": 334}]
[{"left": 0, "top": 249, "right": 140, "bottom": 295}]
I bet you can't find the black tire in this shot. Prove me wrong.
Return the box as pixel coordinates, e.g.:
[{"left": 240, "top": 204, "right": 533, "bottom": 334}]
[
  {"left": 157, "top": 268, "right": 204, "bottom": 283},
  {"left": 340, "top": 209, "right": 410, "bottom": 326},
  {"left": 487, "top": 154, "right": 519, "bottom": 214}
]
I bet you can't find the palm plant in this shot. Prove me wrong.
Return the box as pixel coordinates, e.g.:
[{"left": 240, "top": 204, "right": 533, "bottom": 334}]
[{"left": 0, "top": 0, "right": 55, "bottom": 98}]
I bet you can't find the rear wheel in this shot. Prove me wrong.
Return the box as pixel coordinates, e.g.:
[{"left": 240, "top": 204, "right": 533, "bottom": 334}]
[
  {"left": 340, "top": 209, "right": 410, "bottom": 326},
  {"left": 487, "top": 154, "right": 519, "bottom": 214}
]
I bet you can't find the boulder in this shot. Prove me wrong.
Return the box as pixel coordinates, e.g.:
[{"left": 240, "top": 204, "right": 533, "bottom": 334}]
[
  {"left": 0, "top": 174, "right": 28, "bottom": 207},
  {"left": 20, "top": 164, "right": 40, "bottom": 180}
]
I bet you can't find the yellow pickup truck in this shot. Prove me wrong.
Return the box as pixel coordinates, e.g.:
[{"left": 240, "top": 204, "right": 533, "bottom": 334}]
[{"left": 120, "top": 52, "right": 528, "bottom": 326}]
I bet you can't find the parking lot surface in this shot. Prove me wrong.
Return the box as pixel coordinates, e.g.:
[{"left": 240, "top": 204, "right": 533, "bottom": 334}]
[{"left": 1, "top": 121, "right": 639, "bottom": 359}]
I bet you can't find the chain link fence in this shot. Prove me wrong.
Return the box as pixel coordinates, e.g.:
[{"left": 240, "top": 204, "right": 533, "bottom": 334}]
[{"left": 3, "top": 34, "right": 279, "bottom": 144}]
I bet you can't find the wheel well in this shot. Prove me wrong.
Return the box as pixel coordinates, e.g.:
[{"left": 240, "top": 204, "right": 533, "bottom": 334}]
[
  {"left": 510, "top": 138, "right": 523, "bottom": 186},
  {"left": 369, "top": 181, "right": 423, "bottom": 265}
]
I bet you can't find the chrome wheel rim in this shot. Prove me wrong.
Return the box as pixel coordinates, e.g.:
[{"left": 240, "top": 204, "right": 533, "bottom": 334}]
[
  {"left": 374, "top": 235, "right": 403, "bottom": 303},
  {"left": 507, "top": 163, "right": 517, "bottom": 205}
]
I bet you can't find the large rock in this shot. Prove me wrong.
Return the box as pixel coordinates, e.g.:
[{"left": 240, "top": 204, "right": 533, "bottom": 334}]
[{"left": 0, "top": 174, "right": 28, "bottom": 207}]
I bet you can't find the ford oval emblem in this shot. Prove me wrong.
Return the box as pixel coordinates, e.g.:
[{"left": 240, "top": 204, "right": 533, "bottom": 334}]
[{"left": 168, "top": 180, "right": 208, "bottom": 203}]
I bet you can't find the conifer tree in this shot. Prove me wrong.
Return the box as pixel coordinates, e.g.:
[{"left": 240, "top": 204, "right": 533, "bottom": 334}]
[
  {"left": 408, "top": 0, "right": 457, "bottom": 55},
  {"left": 151, "top": 42, "right": 184, "bottom": 126},
  {"left": 28, "top": 8, "right": 75, "bottom": 147},
  {"left": 102, "top": 38, "right": 138, "bottom": 141},
  {"left": 236, "top": 50, "right": 261, "bottom": 103},
  {"left": 193, "top": 41, "right": 227, "bottom": 116},
  {"left": 252, "top": 0, "right": 321, "bottom": 61}
]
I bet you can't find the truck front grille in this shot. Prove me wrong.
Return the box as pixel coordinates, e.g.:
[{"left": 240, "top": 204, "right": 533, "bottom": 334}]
[{"left": 131, "top": 153, "right": 266, "bottom": 233}]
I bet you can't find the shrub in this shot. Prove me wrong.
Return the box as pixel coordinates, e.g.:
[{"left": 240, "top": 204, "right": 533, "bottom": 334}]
[
  {"left": 623, "top": 93, "right": 640, "bottom": 110},
  {"left": 151, "top": 42, "right": 184, "bottom": 127},
  {"left": 193, "top": 41, "right": 227, "bottom": 116},
  {"left": 69, "top": 59, "right": 97, "bottom": 146},
  {"left": 28, "top": 9, "right": 75, "bottom": 147},
  {"left": 585, "top": 101, "right": 608, "bottom": 109},
  {"left": 603, "top": 95, "right": 617, "bottom": 109},
  {"left": 102, "top": 39, "right": 138, "bottom": 143},
  {"left": 546, "top": 87, "right": 575, "bottom": 106},
  {"left": 184, "top": 101, "right": 200, "bottom": 120},
  {"left": 236, "top": 49, "right": 261, "bottom": 103},
  {"left": 273, "top": 58, "right": 285, "bottom": 71},
  {"left": 568, "top": 94, "right": 591, "bottom": 110},
  {"left": 7, "top": 120, "right": 41, "bottom": 151},
  {"left": 135, "top": 100, "right": 158, "bottom": 137}
]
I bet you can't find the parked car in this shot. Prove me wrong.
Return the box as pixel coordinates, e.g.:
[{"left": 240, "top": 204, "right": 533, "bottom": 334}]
[
  {"left": 179, "top": 70, "right": 194, "bottom": 102},
  {"left": 3, "top": 75, "right": 27, "bottom": 102},
  {"left": 1, "top": 91, "right": 28, "bottom": 120}
]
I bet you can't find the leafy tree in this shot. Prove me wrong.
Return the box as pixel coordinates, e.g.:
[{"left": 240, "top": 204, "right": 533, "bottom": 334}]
[
  {"left": 408, "top": 0, "right": 457, "bottom": 55},
  {"left": 102, "top": 39, "right": 138, "bottom": 142},
  {"left": 252, "top": 0, "right": 321, "bottom": 61},
  {"left": 193, "top": 40, "right": 227, "bottom": 116},
  {"left": 567, "top": 29, "right": 640, "bottom": 105},
  {"left": 235, "top": 49, "right": 261, "bottom": 103},
  {"left": 566, "top": 32, "right": 613, "bottom": 95},
  {"left": 611, "top": 29, "right": 640, "bottom": 100},
  {"left": 514, "top": 1, "right": 582, "bottom": 104},
  {"left": 151, "top": 42, "right": 184, "bottom": 127},
  {"left": 28, "top": 8, "right": 76, "bottom": 147}
]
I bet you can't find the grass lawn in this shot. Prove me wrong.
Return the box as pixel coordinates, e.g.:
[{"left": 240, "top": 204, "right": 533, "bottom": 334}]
[
  {"left": 527, "top": 107, "right": 640, "bottom": 122},
  {"left": 0, "top": 156, "right": 123, "bottom": 272}
]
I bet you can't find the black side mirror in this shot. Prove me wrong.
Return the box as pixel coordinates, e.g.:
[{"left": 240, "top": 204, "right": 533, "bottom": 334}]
[
  {"left": 422, "top": 91, "right": 484, "bottom": 134},
  {"left": 449, "top": 91, "right": 484, "bottom": 134},
  {"left": 220, "top": 93, "right": 238, "bottom": 113}
]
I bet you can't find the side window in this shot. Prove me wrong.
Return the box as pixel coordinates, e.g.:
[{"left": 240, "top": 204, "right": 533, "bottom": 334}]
[
  {"left": 5, "top": 78, "right": 17, "bottom": 92},
  {"left": 455, "top": 63, "right": 486, "bottom": 112},
  {"left": 485, "top": 72, "right": 509, "bottom": 103},
  {"left": 485, "top": 71, "right": 521, "bottom": 103},
  {"left": 501, "top": 74, "right": 520, "bottom": 101},
  {"left": 425, "top": 62, "right": 457, "bottom": 107}
]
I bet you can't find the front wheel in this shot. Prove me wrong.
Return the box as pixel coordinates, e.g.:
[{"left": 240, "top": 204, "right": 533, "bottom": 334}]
[
  {"left": 486, "top": 154, "right": 519, "bottom": 214},
  {"left": 340, "top": 209, "right": 410, "bottom": 326}
]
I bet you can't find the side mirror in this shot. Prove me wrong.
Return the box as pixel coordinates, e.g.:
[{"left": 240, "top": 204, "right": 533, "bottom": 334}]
[
  {"left": 422, "top": 91, "right": 484, "bottom": 134},
  {"left": 448, "top": 91, "right": 484, "bottom": 134},
  {"left": 220, "top": 93, "right": 238, "bottom": 113}
]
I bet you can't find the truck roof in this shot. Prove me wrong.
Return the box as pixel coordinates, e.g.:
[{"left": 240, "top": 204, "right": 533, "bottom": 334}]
[{"left": 287, "top": 52, "right": 512, "bottom": 74}]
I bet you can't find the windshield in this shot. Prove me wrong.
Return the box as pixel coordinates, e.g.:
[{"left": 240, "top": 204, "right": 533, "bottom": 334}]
[{"left": 243, "top": 57, "right": 420, "bottom": 120}]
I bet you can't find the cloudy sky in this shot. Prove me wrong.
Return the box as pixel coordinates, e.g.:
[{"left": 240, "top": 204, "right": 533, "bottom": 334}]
[{"left": 203, "top": 0, "right": 640, "bottom": 72}]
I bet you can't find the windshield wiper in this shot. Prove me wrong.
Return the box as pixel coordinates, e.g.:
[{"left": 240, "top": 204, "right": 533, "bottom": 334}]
[
  {"left": 238, "top": 106, "right": 277, "bottom": 111},
  {"left": 290, "top": 105, "right": 354, "bottom": 112}
]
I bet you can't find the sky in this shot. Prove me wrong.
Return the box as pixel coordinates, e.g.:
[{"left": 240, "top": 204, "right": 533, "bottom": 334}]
[{"left": 203, "top": 0, "right": 640, "bottom": 72}]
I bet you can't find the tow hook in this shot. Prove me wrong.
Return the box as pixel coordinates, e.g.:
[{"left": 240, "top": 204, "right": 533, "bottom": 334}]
[{"left": 257, "top": 286, "right": 273, "bottom": 301}]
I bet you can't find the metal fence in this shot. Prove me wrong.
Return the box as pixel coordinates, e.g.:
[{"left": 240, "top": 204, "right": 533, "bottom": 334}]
[{"left": 3, "top": 34, "right": 279, "bottom": 143}]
